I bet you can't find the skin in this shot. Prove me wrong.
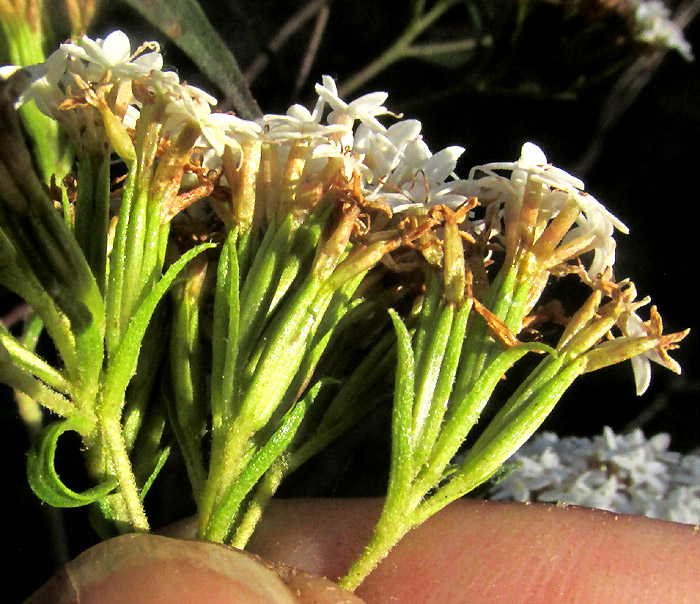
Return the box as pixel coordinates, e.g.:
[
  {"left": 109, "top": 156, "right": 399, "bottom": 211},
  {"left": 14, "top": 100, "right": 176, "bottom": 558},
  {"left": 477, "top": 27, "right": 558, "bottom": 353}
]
[{"left": 26, "top": 499, "right": 700, "bottom": 604}]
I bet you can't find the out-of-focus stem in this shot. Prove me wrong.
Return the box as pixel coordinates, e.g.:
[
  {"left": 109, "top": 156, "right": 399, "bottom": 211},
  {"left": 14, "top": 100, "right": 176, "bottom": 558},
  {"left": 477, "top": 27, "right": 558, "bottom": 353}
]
[{"left": 339, "top": 0, "right": 460, "bottom": 97}]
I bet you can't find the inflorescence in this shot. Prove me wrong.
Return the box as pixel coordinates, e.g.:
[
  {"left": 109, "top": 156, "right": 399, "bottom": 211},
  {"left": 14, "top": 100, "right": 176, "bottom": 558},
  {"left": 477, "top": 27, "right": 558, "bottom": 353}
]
[
  {"left": 0, "top": 29, "right": 690, "bottom": 588},
  {"left": 4, "top": 30, "right": 687, "bottom": 394}
]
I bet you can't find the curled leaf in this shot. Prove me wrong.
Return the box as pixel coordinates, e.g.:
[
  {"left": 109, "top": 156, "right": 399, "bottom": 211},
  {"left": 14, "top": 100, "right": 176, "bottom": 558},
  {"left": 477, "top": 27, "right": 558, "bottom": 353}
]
[{"left": 27, "top": 418, "right": 117, "bottom": 508}]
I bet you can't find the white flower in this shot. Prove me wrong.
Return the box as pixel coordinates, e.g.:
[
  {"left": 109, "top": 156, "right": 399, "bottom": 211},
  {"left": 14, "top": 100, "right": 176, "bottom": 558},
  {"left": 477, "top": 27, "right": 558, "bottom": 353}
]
[
  {"left": 467, "top": 143, "right": 628, "bottom": 276},
  {"left": 314, "top": 75, "right": 390, "bottom": 133},
  {"left": 620, "top": 308, "right": 682, "bottom": 395},
  {"left": 382, "top": 145, "right": 468, "bottom": 211},
  {"left": 311, "top": 140, "right": 372, "bottom": 180},
  {"left": 164, "top": 86, "right": 261, "bottom": 157},
  {"left": 147, "top": 68, "right": 181, "bottom": 96},
  {"left": 489, "top": 428, "right": 700, "bottom": 525},
  {"left": 61, "top": 30, "right": 164, "bottom": 81},
  {"left": 355, "top": 119, "right": 422, "bottom": 176},
  {"left": 5, "top": 48, "right": 68, "bottom": 114},
  {"left": 632, "top": 0, "right": 693, "bottom": 61},
  {"left": 259, "top": 103, "right": 345, "bottom": 142},
  {"left": 357, "top": 118, "right": 469, "bottom": 211}
]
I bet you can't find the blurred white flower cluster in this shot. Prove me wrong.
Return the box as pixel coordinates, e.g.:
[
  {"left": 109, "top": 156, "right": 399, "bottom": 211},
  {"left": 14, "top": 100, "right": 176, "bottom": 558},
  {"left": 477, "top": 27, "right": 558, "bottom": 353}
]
[
  {"left": 489, "top": 427, "right": 700, "bottom": 525},
  {"left": 631, "top": 0, "right": 693, "bottom": 60}
]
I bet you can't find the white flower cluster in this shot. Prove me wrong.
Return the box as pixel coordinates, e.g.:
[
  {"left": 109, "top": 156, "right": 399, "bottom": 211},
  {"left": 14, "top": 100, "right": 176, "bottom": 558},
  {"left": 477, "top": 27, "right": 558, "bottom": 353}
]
[
  {"left": 3, "top": 31, "right": 471, "bottom": 212},
  {"left": 3, "top": 30, "right": 628, "bottom": 260},
  {"left": 489, "top": 427, "right": 700, "bottom": 525},
  {"left": 465, "top": 142, "right": 628, "bottom": 278},
  {"left": 631, "top": 0, "right": 693, "bottom": 60}
]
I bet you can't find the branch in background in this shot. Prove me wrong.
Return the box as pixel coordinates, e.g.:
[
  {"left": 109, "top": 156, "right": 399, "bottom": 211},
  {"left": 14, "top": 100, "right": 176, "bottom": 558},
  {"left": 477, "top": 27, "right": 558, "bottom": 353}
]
[
  {"left": 120, "top": 0, "right": 262, "bottom": 119},
  {"left": 245, "top": 0, "right": 329, "bottom": 85},
  {"left": 403, "top": 37, "right": 484, "bottom": 58},
  {"left": 576, "top": 0, "right": 700, "bottom": 176},
  {"left": 292, "top": 1, "right": 330, "bottom": 101},
  {"left": 1, "top": 302, "right": 31, "bottom": 329},
  {"left": 337, "top": 0, "right": 463, "bottom": 98}
]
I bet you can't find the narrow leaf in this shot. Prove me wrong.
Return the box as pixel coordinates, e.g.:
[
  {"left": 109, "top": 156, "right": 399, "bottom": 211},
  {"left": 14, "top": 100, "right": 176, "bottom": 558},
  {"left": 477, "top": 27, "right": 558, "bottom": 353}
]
[
  {"left": 139, "top": 446, "right": 171, "bottom": 500},
  {"left": 0, "top": 323, "right": 70, "bottom": 394},
  {"left": 211, "top": 231, "right": 240, "bottom": 427},
  {"left": 204, "top": 396, "right": 310, "bottom": 542},
  {"left": 0, "top": 341, "right": 76, "bottom": 418},
  {"left": 120, "top": 0, "right": 262, "bottom": 119},
  {"left": 102, "top": 243, "right": 216, "bottom": 418},
  {"left": 27, "top": 418, "right": 117, "bottom": 508},
  {"left": 387, "top": 309, "right": 416, "bottom": 500}
]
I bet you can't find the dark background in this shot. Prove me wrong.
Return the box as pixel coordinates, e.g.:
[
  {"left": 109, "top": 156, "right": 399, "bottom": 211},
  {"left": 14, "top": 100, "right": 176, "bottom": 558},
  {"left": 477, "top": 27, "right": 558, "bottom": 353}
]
[{"left": 2, "top": 1, "right": 698, "bottom": 600}]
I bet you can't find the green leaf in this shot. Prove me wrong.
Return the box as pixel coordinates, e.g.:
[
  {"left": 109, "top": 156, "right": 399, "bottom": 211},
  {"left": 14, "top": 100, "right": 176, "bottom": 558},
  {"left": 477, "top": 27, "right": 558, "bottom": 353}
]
[
  {"left": 0, "top": 227, "right": 79, "bottom": 375},
  {"left": 290, "top": 330, "right": 395, "bottom": 472},
  {"left": 211, "top": 231, "right": 240, "bottom": 427},
  {"left": 74, "top": 153, "right": 110, "bottom": 293},
  {"left": 413, "top": 298, "right": 472, "bottom": 467},
  {"left": 168, "top": 287, "right": 208, "bottom": 500},
  {"left": 203, "top": 395, "right": 310, "bottom": 542},
  {"left": 412, "top": 301, "right": 454, "bottom": 440},
  {"left": 139, "top": 446, "right": 171, "bottom": 500},
  {"left": 238, "top": 275, "right": 331, "bottom": 432},
  {"left": 101, "top": 242, "right": 216, "bottom": 418},
  {"left": 119, "top": 0, "right": 261, "bottom": 119},
  {"left": 0, "top": 340, "right": 76, "bottom": 419},
  {"left": 387, "top": 309, "right": 416, "bottom": 500},
  {"left": 27, "top": 418, "right": 117, "bottom": 508},
  {"left": 453, "top": 357, "right": 588, "bottom": 494},
  {"left": 281, "top": 274, "right": 364, "bottom": 423},
  {"left": 0, "top": 322, "right": 70, "bottom": 395},
  {"left": 238, "top": 214, "right": 295, "bottom": 355}
]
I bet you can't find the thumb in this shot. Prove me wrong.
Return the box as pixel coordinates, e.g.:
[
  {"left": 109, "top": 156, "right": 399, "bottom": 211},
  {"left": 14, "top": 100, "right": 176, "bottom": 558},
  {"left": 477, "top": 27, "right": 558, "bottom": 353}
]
[{"left": 25, "top": 533, "right": 364, "bottom": 604}]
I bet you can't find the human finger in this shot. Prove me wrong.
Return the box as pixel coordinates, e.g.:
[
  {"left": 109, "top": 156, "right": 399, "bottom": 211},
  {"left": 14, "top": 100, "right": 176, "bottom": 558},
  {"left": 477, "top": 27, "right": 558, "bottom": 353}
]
[{"left": 25, "top": 532, "right": 364, "bottom": 604}]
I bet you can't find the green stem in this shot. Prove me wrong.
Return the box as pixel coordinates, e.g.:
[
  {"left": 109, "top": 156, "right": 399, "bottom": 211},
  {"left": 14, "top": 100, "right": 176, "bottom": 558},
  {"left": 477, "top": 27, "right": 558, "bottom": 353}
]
[
  {"left": 339, "top": 506, "right": 411, "bottom": 592},
  {"left": 198, "top": 419, "right": 254, "bottom": 538},
  {"left": 339, "top": 0, "right": 460, "bottom": 97},
  {"left": 101, "top": 417, "right": 150, "bottom": 532},
  {"left": 230, "top": 459, "right": 286, "bottom": 549}
]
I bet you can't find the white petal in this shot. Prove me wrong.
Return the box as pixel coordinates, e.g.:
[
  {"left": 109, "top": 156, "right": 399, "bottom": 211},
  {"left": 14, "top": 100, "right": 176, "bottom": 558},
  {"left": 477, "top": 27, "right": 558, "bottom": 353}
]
[
  {"left": 423, "top": 146, "right": 465, "bottom": 183},
  {"left": 286, "top": 104, "right": 313, "bottom": 122},
  {"left": 632, "top": 354, "right": 652, "bottom": 396},
  {"left": 348, "top": 91, "right": 388, "bottom": 113},
  {"left": 183, "top": 84, "right": 218, "bottom": 107},
  {"left": 60, "top": 40, "right": 90, "bottom": 61},
  {"left": 132, "top": 52, "right": 163, "bottom": 72},
  {"left": 520, "top": 142, "right": 547, "bottom": 166},
  {"left": 0, "top": 64, "right": 23, "bottom": 78},
  {"left": 387, "top": 119, "right": 422, "bottom": 147},
  {"left": 102, "top": 31, "right": 132, "bottom": 64},
  {"left": 315, "top": 76, "right": 346, "bottom": 111}
]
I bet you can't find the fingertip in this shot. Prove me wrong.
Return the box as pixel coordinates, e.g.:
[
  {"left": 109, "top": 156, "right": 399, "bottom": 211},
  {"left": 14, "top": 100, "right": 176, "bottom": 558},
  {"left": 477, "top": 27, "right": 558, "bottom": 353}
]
[
  {"left": 247, "top": 499, "right": 700, "bottom": 604},
  {"left": 357, "top": 501, "right": 700, "bottom": 604},
  {"left": 25, "top": 533, "right": 364, "bottom": 604}
]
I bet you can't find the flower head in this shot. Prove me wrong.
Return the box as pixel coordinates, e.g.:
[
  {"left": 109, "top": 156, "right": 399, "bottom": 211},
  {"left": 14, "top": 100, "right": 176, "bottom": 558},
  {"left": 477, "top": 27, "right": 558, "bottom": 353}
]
[
  {"left": 60, "top": 30, "right": 164, "bottom": 81},
  {"left": 314, "top": 75, "right": 390, "bottom": 133},
  {"left": 632, "top": 0, "right": 693, "bottom": 60},
  {"left": 467, "top": 142, "right": 628, "bottom": 279},
  {"left": 620, "top": 305, "right": 689, "bottom": 395}
]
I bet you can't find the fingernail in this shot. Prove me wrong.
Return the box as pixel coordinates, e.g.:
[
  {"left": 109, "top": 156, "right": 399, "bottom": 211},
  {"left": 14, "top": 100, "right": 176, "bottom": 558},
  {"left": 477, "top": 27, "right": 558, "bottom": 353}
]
[{"left": 26, "top": 534, "right": 301, "bottom": 604}]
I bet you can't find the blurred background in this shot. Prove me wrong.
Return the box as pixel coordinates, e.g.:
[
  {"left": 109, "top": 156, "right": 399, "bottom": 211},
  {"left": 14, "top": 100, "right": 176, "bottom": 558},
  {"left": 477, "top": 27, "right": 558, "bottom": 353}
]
[{"left": 2, "top": 1, "right": 698, "bottom": 600}]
